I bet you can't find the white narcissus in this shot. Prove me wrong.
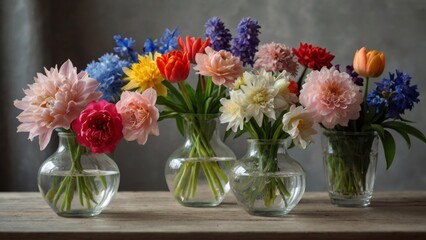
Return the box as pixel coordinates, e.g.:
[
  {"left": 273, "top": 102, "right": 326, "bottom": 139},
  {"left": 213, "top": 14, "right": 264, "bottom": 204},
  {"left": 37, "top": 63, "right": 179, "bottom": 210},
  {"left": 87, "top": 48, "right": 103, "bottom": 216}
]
[
  {"left": 240, "top": 70, "right": 278, "bottom": 126},
  {"left": 219, "top": 90, "right": 246, "bottom": 132},
  {"left": 282, "top": 105, "right": 317, "bottom": 149}
]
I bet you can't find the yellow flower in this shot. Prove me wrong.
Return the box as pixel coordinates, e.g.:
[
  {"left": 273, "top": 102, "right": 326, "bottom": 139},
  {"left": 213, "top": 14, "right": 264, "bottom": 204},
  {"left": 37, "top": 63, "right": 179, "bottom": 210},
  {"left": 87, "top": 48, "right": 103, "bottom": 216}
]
[{"left": 122, "top": 53, "right": 167, "bottom": 96}]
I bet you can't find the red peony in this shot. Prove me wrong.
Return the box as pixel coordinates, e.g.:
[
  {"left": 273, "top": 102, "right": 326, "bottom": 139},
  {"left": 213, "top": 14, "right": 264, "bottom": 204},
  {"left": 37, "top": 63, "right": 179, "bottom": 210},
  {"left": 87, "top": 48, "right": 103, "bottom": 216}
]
[
  {"left": 292, "top": 43, "right": 334, "bottom": 70},
  {"left": 156, "top": 50, "right": 190, "bottom": 83},
  {"left": 178, "top": 36, "right": 211, "bottom": 64},
  {"left": 72, "top": 100, "right": 123, "bottom": 153}
]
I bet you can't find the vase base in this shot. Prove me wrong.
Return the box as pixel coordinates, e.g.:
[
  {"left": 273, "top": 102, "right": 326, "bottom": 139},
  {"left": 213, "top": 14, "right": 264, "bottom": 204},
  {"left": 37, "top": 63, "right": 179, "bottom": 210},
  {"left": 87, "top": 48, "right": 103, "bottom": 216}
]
[
  {"left": 246, "top": 209, "right": 291, "bottom": 217},
  {"left": 179, "top": 202, "right": 221, "bottom": 208},
  {"left": 55, "top": 210, "right": 102, "bottom": 218},
  {"left": 329, "top": 193, "right": 372, "bottom": 207}
]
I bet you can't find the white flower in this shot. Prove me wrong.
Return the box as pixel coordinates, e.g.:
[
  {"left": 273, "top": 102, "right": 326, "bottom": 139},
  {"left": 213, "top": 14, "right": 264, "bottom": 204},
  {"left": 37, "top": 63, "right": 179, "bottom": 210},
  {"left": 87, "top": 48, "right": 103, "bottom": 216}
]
[
  {"left": 282, "top": 105, "right": 317, "bottom": 149},
  {"left": 219, "top": 90, "right": 246, "bottom": 132},
  {"left": 240, "top": 70, "right": 278, "bottom": 126},
  {"left": 233, "top": 75, "right": 246, "bottom": 90},
  {"left": 274, "top": 71, "right": 299, "bottom": 112}
]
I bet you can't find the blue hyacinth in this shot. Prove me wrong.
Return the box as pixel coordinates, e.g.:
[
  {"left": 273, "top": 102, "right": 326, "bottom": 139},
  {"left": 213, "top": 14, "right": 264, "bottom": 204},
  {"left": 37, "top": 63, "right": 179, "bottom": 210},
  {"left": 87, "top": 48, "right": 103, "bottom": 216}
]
[
  {"left": 205, "top": 17, "right": 232, "bottom": 51},
  {"left": 367, "top": 70, "right": 419, "bottom": 119},
  {"left": 143, "top": 28, "right": 180, "bottom": 55},
  {"left": 113, "top": 35, "right": 138, "bottom": 63},
  {"left": 85, "top": 53, "right": 130, "bottom": 103},
  {"left": 231, "top": 17, "right": 261, "bottom": 67}
]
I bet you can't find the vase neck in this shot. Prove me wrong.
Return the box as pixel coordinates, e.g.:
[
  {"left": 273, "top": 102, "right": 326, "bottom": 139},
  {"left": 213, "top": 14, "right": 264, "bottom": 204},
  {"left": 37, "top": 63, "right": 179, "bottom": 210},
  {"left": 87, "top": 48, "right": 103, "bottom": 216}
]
[
  {"left": 181, "top": 114, "right": 220, "bottom": 141},
  {"left": 247, "top": 140, "right": 288, "bottom": 156}
]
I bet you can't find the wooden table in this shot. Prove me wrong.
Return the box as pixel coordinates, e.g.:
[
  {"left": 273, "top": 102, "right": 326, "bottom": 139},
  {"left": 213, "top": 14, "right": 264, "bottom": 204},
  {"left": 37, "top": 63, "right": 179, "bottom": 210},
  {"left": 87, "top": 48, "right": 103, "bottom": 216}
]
[{"left": 0, "top": 192, "right": 425, "bottom": 240}]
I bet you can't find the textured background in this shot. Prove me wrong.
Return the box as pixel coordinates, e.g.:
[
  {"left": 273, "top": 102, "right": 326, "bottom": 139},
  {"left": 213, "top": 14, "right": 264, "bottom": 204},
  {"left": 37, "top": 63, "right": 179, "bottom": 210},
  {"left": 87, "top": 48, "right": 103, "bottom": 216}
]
[{"left": 1, "top": 0, "right": 425, "bottom": 191}]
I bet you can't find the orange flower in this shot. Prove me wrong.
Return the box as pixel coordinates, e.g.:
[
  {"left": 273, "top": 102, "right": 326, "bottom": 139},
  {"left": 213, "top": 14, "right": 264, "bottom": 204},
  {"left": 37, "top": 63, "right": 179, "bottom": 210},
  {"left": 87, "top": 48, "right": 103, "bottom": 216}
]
[
  {"left": 156, "top": 50, "right": 190, "bottom": 83},
  {"left": 353, "top": 47, "right": 385, "bottom": 78},
  {"left": 178, "top": 36, "right": 210, "bottom": 64}
]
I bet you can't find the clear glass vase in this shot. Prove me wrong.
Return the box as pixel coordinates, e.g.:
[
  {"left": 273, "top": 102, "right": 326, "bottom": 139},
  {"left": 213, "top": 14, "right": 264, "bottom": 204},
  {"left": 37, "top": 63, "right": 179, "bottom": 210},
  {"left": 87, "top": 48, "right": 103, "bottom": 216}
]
[
  {"left": 322, "top": 130, "right": 378, "bottom": 207},
  {"left": 230, "top": 139, "right": 306, "bottom": 216},
  {"left": 37, "top": 131, "right": 120, "bottom": 217},
  {"left": 165, "top": 114, "right": 236, "bottom": 207}
]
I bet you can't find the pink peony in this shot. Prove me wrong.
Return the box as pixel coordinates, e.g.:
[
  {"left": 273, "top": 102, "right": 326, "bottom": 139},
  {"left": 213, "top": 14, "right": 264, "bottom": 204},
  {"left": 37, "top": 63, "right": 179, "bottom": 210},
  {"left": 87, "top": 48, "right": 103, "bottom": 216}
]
[
  {"left": 14, "top": 60, "right": 101, "bottom": 150},
  {"left": 299, "top": 67, "right": 362, "bottom": 129},
  {"left": 254, "top": 42, "right": 299, "bottom": 77},
  {"left": 72, "top": 100, "right": 123, "bottom": 153},
  {"left": 193, "top": 47, "right": 243, "bottom": 88},
  {"left": 116, "top": 89, "right": 160, "bottom": 145}
]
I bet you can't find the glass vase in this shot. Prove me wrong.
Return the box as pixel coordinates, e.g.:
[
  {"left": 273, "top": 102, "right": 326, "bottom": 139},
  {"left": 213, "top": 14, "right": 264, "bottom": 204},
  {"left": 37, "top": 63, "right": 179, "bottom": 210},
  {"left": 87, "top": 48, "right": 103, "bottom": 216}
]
[
  {"left": 322, "top": 130, "right": 378, "bottom": 207},
  {"left": 37, "top": 131, "right": 120, "bottom": 217},
  {"left": 230, "top": 139, "right": 306, "bottom": 216},
  {"left": 165, "top": 114, "right": 236, "bottom": 207}
]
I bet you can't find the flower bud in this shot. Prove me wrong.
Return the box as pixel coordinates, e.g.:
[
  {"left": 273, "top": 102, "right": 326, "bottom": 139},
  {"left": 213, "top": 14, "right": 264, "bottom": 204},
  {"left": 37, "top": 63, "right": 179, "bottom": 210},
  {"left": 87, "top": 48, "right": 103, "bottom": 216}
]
[{"left": 353, "top": 47, "right": 385, "bottom": 78}]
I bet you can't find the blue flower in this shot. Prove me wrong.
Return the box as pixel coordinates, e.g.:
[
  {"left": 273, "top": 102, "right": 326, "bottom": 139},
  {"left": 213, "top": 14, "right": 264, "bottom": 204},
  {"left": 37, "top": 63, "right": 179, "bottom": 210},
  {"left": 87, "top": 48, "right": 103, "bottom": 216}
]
[
  {"left": 231, "top": 17, "right": 261, "bottom": 67},
  {"left": 113, "top": 35, "right": 138, "bottom": 63},
  {"left": 85, "top": 53, "right": 130, "bottom": 102},
  {"left": 144, "top": 38, "right": 159, "bottom": 54},
  {"left": 367, "top": 70, "right": 419, "bottom": 119},
  {"left": 158, "top": 28, "right": 180, "bottom": 54},
  {"left": 205, "top": 17, "right": 232, "bottom": 51}
]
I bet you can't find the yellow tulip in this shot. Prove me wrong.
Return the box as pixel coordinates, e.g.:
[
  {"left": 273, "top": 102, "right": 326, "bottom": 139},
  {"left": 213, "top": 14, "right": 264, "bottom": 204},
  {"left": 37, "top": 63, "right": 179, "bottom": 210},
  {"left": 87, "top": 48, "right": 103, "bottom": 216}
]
[{"left": 353, "top": 47, "right": 385, "bottom": 78}]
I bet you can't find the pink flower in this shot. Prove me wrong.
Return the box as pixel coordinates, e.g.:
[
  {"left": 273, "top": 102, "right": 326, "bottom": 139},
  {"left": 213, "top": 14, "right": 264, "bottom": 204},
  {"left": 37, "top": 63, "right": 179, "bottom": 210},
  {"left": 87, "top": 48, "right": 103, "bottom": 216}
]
[
  {"left": 299, "top": 67, "right": 362, "bottom": 129},
  {"left": 194, "top": 47, "right": 243, "bottom": 88},
  {"left": 116, "top": 89, "right": 160, "bottom": 145},
  {"left": 254, "top": 42, "right": 299, "bottom": 77},
  {"left": 14, "top": 60, "right": 101, "bottom": 150},
  {"left": 72, "top": 100, "right": 123, "bottom": 153}
]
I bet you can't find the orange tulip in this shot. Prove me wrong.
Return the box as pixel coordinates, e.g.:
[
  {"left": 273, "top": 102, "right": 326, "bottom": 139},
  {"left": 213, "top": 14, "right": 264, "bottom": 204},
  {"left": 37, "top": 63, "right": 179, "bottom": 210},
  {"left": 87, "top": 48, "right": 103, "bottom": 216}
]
[
  {"left": 353, "top": 47, "right": 385, "bottom": 78},
  {"left": 178, "top": 36, "right": 210, "bottom": 64},
  {"left": 156, "top": 50, "right": 190, "bottom": 83}
]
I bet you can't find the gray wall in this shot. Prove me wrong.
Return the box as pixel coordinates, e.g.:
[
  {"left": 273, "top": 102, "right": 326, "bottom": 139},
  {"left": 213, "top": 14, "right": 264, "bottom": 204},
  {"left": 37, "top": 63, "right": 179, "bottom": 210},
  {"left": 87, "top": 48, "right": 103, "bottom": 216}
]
[{"left": 1, "top": 0, "right": 425, "bottom": 191}]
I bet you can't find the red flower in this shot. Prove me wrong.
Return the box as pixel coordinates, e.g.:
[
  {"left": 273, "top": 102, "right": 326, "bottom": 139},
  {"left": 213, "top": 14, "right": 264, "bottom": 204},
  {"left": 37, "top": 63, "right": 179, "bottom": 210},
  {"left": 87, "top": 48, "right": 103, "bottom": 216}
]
[
  {"left": 72, "top": 100, "right": 123, "bottom": 153},
  {"left": 292, "top": 43, "right": 334, "bottom": 70},
  {"left": 156, "top": 50, "right": 190, "bottom": 83},
  {"left": 178, "top": 36, "right": 210, "bottom": 64},
  {"left": 288, "top": 80, "right": 298, "bottom": 95}
]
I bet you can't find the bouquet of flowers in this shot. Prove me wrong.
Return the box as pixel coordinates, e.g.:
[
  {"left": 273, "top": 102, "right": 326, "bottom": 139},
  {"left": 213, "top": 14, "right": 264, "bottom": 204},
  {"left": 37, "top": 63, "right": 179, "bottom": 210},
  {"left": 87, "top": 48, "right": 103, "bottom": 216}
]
[
  {"left": 297, "top": 46, "right": 426, "bottom": 199},
  {"left": 14, "top": 55, "right": 160, "bottom": 214},
  {"left": 219, "top": 40, "right": 331, "bottom": 209}
]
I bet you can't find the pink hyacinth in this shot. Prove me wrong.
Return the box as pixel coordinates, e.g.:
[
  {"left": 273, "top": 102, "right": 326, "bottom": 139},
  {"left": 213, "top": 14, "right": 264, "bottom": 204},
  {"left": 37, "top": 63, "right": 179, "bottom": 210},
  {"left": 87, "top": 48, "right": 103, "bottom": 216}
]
[
  {"left": 14, "top": 60, "right": 101, "bottom": 150},
  {"left": 299, "top": 67, "right": 362, "bottom": 129},
  {"left": 194, "top": 47, "right": 243, "bottom": 88},
  {"left": 254, "top": 42, "right": 299, "bottom": 77},
  {"left": 116, "top": 89, "right": 160, "bottom": 145}
]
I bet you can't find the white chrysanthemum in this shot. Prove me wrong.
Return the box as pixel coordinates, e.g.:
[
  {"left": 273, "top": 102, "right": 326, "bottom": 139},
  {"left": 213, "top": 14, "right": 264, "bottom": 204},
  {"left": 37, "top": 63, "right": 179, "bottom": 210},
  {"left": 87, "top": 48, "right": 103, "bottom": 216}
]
[
  {"left": 274, "top": 71, "right": 299, "bottom": 112},
  {"left": 282, "top": 105, "right": 317, "bottom": 149},
  {"left": 219, "top": 90, "right": 246, "bottom": 132},
  {"left": 240, "top": 70, "right": 278, "bottom": 126},
  {"left": 233, "top": 75, "right": 246, "bottom": 90}
]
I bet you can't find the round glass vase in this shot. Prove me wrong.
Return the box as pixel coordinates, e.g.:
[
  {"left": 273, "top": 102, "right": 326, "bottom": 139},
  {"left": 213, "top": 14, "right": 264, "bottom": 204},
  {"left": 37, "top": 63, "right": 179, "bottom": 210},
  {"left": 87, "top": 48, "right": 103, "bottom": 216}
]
[
  {"left": 322, "top": 130, "right": 378, "bottom": 207},
  {"left": 230, "top": 139, "right": 306, "bottom": 216},
  {"left": 165, "top": 114, "right": 236, "bottom": 207},
  {"left": 37, "top": 131, "right": 120, "bottom": 217}
]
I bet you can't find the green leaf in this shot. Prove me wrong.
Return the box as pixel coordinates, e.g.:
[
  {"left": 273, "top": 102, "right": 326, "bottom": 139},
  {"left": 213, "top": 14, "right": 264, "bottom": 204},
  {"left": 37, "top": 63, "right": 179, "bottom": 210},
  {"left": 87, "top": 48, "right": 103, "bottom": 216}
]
[
  {"left": 378, "top": 130, "right": 396, "bottom": 170},
  {"left": 156, "top": 96, "right": 187, "bottom": 112},
  {"left": 224, "top": 129, "right": 233, "bottom": 141},
  {"left": 381, "top": 123, "right": 411, "bottom": 149},
  {"left": 175, "top": 116, "right": 185, "bottom": 136},
  {"left": 370, "top": 124, "right": 384, "bottom": 136},
  {"left": 159, "top": 111, "right": 179, "bottom": 121},
  {"left": 383, "top": 121, "right": 426, "bottom": 143},
  {"left": 162, "top": 81, "right": 186, "bottom": 104},
  {"left": 204, "top": 97, "right": 213, "bottom": 114}
]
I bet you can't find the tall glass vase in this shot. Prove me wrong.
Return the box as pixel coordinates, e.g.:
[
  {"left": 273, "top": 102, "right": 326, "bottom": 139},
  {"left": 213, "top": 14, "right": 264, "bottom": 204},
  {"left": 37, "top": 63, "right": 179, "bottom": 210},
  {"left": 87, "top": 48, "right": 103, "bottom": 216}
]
[
  {"left": 37, "top": 131, "right": 120, "bottom": 217},
  {"left": 164, "top": 114, "right": 236, "bottom": 207},
  {"left": 230, "top": 139, "right": 306, "bottom": 216},
  {"left": 322, "top": 130, "right": 378, "bottom": 207}
]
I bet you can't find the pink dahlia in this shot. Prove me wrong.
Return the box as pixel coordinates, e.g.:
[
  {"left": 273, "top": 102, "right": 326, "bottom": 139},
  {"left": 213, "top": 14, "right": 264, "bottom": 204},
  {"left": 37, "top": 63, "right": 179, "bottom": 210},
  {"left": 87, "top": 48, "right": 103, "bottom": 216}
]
[
  {"left": 299, "top": 67, "right": 362, "bottom": 129},
  {"left": 254, "top": 42, "right": 299, "bottom": 77},
  {"left": 116, "top": 89, "right": 160, "bottom": 145},
  {"left": 72, "top": 100, "right": 123, "bottom": 154},
  {"left": 14, "top": 60, "right": 101, "bottom": 150},
  {"left": 193, "top": 47, "right": 243, "bottom": 88}
]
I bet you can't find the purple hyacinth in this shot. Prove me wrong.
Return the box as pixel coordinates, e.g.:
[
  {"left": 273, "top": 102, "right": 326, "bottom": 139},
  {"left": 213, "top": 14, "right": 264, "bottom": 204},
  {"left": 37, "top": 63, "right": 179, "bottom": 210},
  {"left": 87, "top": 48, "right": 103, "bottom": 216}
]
[
  {"left": 205, "top": 17, "right": 232, "bottom": 51},
  {"left": 335, "top": 64, "right": 364, "bottom": 86},
  {"left": 231, "top": 17, "right": 261, "bottom": 67}
]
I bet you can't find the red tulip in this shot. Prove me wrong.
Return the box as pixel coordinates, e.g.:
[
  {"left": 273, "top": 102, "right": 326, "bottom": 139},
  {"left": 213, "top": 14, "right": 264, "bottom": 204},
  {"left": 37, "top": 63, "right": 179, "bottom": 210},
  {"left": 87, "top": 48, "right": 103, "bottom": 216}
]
[
  {"left": 178, "top": 36, "right": 210, "bottom": 64},
  {"left": 156, "top": 50, "right": 190, "bottom": 83}
]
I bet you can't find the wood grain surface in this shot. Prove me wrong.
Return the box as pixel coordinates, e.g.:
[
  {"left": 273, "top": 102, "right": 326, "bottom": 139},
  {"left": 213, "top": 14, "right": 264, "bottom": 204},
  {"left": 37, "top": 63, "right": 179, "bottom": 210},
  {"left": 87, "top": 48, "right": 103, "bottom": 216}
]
[{"left": 1, "top": 191, "right": 425, "bottom": 240}]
